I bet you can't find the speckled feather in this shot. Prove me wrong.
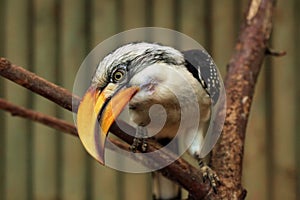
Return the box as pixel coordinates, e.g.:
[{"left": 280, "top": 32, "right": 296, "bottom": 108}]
[{"left": 183, "top": 49, "right": 221, "bottom": 105}]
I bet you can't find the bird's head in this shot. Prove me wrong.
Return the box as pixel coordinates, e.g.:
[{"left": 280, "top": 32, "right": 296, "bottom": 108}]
[{"left": 77, "top": 42, "right": 193, "bottom": 164}]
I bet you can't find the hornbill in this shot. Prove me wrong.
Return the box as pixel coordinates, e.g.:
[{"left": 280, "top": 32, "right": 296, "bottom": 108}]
[{"left": 77, "top": 42, "right": 223, "bottom": 199}]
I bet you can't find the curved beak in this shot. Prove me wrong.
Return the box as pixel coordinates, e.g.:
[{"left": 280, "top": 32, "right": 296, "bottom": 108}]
[{"left": 77, "top": 84, "right": 139, "bottom": 164}]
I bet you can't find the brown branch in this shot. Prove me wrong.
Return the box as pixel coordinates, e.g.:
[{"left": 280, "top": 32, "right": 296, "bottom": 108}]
[
  {"left": 0, "top": 58, "right": 80, "bottom": 112},
  {"left": 206, "top": 0, "right": 277, "bottom": 199},
  {"left": 0, "top": 98, "right": 78, "bottom": 136},
  {"left": 0, "top": 58, "right": 210, "bottom": 199},
  {"left": 265, "top": 47, "right": 286, "bottom": 57}
]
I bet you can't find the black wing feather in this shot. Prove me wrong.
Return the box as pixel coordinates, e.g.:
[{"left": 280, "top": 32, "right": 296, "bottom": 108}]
[{"left": 182, "top": 49, "right": 221, "bottom": 105}]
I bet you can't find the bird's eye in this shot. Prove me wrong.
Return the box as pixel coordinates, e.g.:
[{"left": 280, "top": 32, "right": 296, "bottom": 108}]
[{"left": 112, "top": 69, "right": 125, "bottom": 82}]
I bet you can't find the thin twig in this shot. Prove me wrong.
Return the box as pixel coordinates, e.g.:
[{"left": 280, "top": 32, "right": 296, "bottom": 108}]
[
  {"left": 0, "top": 98, "right": 77, "bottom": 136},
  {"left": 265, "top": 47, "right": 287, "bottom": 57}
]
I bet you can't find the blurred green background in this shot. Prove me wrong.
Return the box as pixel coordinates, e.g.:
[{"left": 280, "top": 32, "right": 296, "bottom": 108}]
[{"left": 0, "top": 0, "right": 299, "bottom": 199}]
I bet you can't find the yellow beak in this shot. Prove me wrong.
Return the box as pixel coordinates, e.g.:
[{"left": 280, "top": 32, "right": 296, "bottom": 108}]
[{"left": 77, "top": 84, "right": 139, "bottom": 164}]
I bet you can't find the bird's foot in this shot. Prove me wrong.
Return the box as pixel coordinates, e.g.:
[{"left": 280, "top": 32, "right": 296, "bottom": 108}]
[
  {"left": 129, "top": 138, "right": 148, "bottom": 152},
  {"left": 198, "top": 160, "right": 220, "bottom": 194},
  {"left": 129, "top": 126, "right": 148, "bottom": 153}
]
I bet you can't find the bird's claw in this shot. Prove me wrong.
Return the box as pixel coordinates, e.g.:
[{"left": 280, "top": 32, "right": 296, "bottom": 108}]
[
  {"left": 199, "top": 160, "right": 220, "bottom": 193},
  {"left": 130, "top": 126, "right": 148, "bottom": 152},
  {"left": 141, "top": 140, "right": 148, "bottom": 152},
  {"left": 129, "top": 138, "right": 148, "bottom": 153}
]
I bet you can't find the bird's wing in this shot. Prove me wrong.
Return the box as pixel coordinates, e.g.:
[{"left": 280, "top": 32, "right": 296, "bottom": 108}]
[
  {"left": 182, "top": 49, "right": 221, "bottom": 105},
  {"left": 183, "top": 49, "right": 226, "bottom": 158}
]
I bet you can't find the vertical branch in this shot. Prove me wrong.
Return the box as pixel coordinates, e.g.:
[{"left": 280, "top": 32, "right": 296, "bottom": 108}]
[{"left": 206, "top": 0, "right": 276, "bottom": 199}]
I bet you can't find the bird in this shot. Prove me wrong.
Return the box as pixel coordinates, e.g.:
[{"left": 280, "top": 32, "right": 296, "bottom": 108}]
[{"left": 76, "top": 42, "right": 223, "bottom": 200}]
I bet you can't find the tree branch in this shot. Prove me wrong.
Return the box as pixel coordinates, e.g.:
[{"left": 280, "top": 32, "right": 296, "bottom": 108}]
[
  {"left": 0, "top": 58, "right": 80, "bottom": 112},
  {"left": 0, "top": 98, "right": 77, "bottom": 136},
  {"left": 0, "top": 57, "right": 210, "bottom": 199},
  {"left": 206, "top": 0, "right": 277, "bottom": 199}
]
